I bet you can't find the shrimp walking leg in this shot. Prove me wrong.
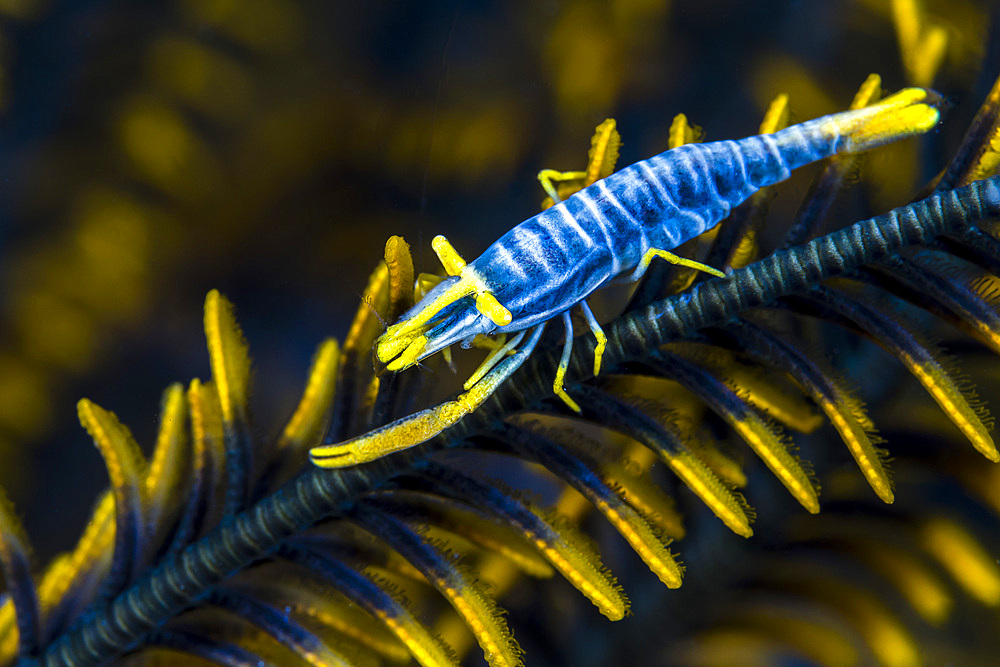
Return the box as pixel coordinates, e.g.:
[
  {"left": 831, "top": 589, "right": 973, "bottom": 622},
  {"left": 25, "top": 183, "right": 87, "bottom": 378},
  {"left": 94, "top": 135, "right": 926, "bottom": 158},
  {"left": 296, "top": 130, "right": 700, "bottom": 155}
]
[
  {"left": 553, "top": 311, "right": 582, "bottom": 412},
  {"left": 579, "top": 301, "right": 607, "bottom": 376},
  {"left": 631, "top": 248, "right": 727, "bottom": 282}
]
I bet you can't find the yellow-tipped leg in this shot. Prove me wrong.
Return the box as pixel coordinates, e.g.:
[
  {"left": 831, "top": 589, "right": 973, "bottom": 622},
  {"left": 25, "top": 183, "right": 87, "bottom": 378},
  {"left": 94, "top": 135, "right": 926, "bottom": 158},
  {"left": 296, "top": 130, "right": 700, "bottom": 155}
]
[
  {"left": 553, "top": 311, "right": 582, "bottom": 412},
  {"left": 630, "top": 247, "right": 726, "bottom": 282},
  {"left": 579, "top": 301, "right": 607, "bottom": 377},
  {"left": 311, "top": 324, "right": 546, "bottom": 468},
  {"left": 538, "top": 169, "right": 588, "bottom": 204}
]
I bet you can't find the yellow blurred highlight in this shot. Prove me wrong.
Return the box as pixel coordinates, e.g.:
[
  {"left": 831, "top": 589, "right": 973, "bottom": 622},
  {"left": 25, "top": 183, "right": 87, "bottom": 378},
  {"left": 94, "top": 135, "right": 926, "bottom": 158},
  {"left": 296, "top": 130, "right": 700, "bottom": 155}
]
[
  {"left": 602, "top": 459, "right": 686, "bottom": 538},
  {"left": 118, "top": 97, "right": 219, "bottom": 201},
  {"left": 179, "top": 0, "right": 303, "bottom": 54},
  {"left": 148, "top": 37, "right": 255, "bottom": 122},
  {"left": 0, "top": 0, "right": 46, "bottom": 20},
  {"left": 682, "top": 344, "right": 824, "bottom": 433},
  {"left": 673, "top": 629, "right": 826, "bottom": 667},
  {"left": 411, "top": 491, "right": 554, "bottom": 579},
  {"left": 544, "top": 0, "right": 670, "bottom": 120},
  {"left": 865, "top": 139, "right": 923, "bottom": 210},
  {"left": 891, "top": 0, "right": 948, "bottom": 87},
  {"left": 546, "top": 3, "right": 623, "bottom": 119},
  {"left": 0, "top": 356, "right": 50, "bottom": 439},
  {"left": 734, "top": 609, "right": 861, "bottom": 667},
  {"left": 793, "top": 573, "right": 921, "bottom": 667},
  {"left": 71, "top": 189, "right": 151, "bottom": 317},
  {"left": 0, "top": 186, "right": 159, "bottom": 474},
  {"left": 388, "top": 103, "right": 526, "bottom": 189},
  {"left": 250, "top": 574, "right": 412, "bottom": 664},
  {"left": 14, "top": 290, "right": 95, "bottom": 372},
  {"left": 921, "top": 517, "right": 1000, "bottom": 606},
  {"left": 751, "top": 57, "right": 838, "bottom": 122},
  {"left": 760, "top": 94, "right": 791, "bottom": 135},
  {"left": 859, "top": 545, "right": 952, "bottom": 625},
  {"left": 857, "top": 600, "right": 920, "bottom": 667}
]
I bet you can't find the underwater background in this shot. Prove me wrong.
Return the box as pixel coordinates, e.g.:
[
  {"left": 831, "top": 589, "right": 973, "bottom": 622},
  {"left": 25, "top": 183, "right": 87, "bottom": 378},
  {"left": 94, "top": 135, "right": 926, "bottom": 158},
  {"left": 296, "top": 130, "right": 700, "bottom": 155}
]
[{"left": 0, "top": 0, "right": 998, "bottom": 665}]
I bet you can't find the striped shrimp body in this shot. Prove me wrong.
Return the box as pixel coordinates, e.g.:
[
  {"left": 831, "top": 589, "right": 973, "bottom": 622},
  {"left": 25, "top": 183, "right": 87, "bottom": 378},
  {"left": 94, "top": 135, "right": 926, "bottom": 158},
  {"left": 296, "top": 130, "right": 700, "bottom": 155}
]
[{"left": 311, "top": 87, "right": 941, "bottom": 469}]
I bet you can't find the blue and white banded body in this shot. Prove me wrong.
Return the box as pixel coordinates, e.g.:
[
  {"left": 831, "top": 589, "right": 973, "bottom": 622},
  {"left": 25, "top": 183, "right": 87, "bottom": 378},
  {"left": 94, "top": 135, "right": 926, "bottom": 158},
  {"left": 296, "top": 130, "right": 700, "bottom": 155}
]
[{"left": 310, "top": 87, "right": 941, "bottom": 469}]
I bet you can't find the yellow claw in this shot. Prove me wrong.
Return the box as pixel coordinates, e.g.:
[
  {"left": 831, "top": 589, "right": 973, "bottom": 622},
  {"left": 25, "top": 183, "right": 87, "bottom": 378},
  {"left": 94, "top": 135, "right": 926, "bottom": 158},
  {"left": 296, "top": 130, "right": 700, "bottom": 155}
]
[
  {"left": 374, "top": 278, "right": 475, "bottom": 362},
  {"left": 375, "top": 326, "right": 418, "bottom": 362},
  {"left": 385, "top": 336, "right": 428, "bottom": 371},
  {"left": 375, "top": 235, "right": 514, "bottom": 368},
  {"left": 311, "top": 325, "right": 545, "bottom": 468}
]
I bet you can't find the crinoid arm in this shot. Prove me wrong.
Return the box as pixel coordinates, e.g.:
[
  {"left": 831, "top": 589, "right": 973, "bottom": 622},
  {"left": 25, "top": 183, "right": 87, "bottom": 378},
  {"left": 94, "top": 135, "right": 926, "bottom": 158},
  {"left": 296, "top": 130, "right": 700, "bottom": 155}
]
[{"left": 311, "top": 324, "right": 545, "bottom": 468}]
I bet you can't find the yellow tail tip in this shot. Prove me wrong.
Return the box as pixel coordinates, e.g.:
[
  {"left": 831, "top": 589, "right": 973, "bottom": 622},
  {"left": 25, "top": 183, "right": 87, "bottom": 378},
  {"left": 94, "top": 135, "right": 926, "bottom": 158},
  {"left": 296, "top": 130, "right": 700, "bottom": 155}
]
[{"left": 833, "top": 87, "right": 943, "bottom": 153}]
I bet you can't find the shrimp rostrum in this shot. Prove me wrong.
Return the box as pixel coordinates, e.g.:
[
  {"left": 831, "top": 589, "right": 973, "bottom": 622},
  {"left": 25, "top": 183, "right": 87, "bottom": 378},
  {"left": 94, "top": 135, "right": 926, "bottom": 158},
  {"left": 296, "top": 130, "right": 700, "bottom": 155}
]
[{"left": 311, "top": 87, "right": 942, "bottom": 469}]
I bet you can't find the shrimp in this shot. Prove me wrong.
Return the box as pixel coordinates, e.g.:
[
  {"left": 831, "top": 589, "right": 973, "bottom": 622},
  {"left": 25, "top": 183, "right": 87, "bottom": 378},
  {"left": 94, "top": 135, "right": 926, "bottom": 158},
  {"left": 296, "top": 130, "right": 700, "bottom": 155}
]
[{"left": 310, "top": 87, "right": 942, "bottom": 468}]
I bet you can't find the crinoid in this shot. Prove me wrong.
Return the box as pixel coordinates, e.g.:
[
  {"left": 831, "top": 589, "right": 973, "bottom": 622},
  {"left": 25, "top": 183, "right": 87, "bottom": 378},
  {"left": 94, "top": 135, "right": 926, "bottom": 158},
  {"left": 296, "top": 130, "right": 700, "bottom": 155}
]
[
  {"left": 3, "top": 3, "right": 1000, "bottom": 665},
  {"left": 0, "top": 65, "right": 996, "bottom": 665}
]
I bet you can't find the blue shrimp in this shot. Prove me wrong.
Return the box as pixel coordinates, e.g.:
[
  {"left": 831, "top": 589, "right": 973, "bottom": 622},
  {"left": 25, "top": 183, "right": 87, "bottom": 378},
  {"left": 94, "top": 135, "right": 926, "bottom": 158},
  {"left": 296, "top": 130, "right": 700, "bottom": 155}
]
[{"left": 311, "top": 87, "right": 941, "bottom": 468}]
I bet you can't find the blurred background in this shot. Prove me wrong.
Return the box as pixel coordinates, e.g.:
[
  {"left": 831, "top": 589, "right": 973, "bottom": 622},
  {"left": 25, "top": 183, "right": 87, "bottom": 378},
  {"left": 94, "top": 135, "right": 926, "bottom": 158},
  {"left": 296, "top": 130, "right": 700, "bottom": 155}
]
[{"left": 0, "top": 0, "right": 993, "bottom": 599}]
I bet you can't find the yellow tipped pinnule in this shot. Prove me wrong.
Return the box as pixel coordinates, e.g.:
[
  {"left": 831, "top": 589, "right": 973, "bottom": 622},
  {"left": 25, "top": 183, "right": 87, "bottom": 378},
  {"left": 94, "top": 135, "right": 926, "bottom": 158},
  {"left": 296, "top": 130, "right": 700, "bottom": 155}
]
[
  {"left": 832, "top": 87, "right": 942, "bottom": 153},
  {"left": 432, "top": 235, "right": 467, "bottom": 276}
]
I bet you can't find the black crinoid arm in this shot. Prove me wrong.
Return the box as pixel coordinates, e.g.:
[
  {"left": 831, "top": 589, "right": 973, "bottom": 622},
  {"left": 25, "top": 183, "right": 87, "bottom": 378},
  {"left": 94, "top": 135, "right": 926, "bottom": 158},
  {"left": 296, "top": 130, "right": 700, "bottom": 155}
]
[{"left": 33, "top": 172, "right": 1000, "bottom": 666}]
